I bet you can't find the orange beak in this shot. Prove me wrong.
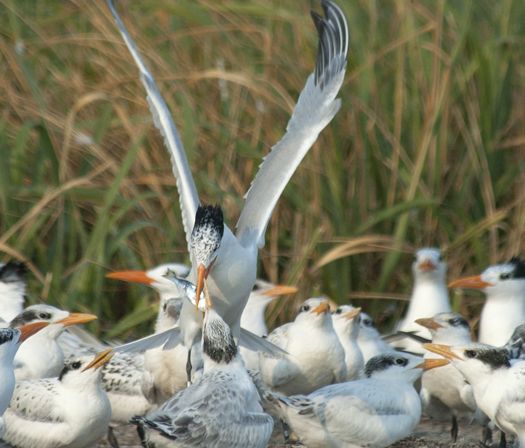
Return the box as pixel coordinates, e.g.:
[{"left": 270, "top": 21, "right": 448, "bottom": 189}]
[
  {"left": 312, "top": 301, "right": 329, "bottom": 316},
  {"left": 203, "top": 279, "right": 213, "bottom": 310},
  {"left": 343, "top": 307, "right": 361, "bottom": 321},
  {"left": 82, "top": 348, "right": 114, "bottom": 372},
  {"left": 418, "top": 258, "right": 437, "bottom": 272},
  {"left": 448, "top": 275, "right": 493, "bottom": 290},
  {"left": 261, "top": 285, "right": 298, "bottom": 297},
  {"left": 415, "top": 317, "right": 445, "bottom": 331},
  {"left": 195, "top": 257, "right": 217, "bottom": 312},
  {"left": 17, "top": 322, "right": 51, "bottom": 343},
  {"left": 422, "top": 343, "right": 463, "bottom": 360},
  {"left": 414, "top": 358, "right": 451, "bottom": 370},
  {"left": 55, "top": 313, "right": 98, "bottom": 327},
  {"left": 106, "top": 270, "right": 152, "bottom": 285}
]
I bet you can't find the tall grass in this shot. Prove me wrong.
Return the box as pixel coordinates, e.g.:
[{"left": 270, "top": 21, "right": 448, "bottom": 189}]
[{"left": 0, "top": 0, "right": 524, "bottom": 338}]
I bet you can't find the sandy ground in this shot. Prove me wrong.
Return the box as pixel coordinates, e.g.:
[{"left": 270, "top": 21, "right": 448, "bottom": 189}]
[{"left": 97, "top": 415, "right": 515, "bottom": 448}]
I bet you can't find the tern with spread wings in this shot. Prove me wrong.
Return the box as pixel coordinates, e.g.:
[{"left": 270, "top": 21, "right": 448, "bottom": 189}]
[{"left": 105, "top": 0, "right": 349, "bottom": 360}]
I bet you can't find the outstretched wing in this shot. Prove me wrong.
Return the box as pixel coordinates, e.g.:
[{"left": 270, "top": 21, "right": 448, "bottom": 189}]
[
  {"left": 106, "top": 0, "right": 200, "bottom": 247},
  {"left": 236, "top": 1, "right": 349, "bottom": 248},
  {"left": 111, "top": 325, "right": 181, "bottom": 353}
]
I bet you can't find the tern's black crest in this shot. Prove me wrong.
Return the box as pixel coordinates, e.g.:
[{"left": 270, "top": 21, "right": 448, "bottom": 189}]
[
  {"left": 192, "top": 205, "right": 224, "bottom": 238},
  {"left": 365, "top": 354, "right": 409, "bottom": 378},
  {"left": 464, "top": 347, "right": 511, "bottom": 370},
  {"left": 0, "top": 328, "right": 17, "bottom": 345},
  {"left": 0, "top": 261, "right": 27, "bottom": 283},
  {"left": 202, "top": 316, "right": 237, "bottom": 364},
  {"left": 360, "top": 314, "right": 376, "bottom": 329},
  {"left": 191, "top": 205, "right": 224, "bottom": 257},
  {"left": 508, "top": 257, "right": 525, "bottom": 279},
  {"left": 9, "top": 308, "right": 52, "bottom": 329}
]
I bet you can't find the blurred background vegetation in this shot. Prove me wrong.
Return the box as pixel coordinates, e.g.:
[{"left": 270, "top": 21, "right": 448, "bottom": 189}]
[{"left": 0, "top": 0, "right": 524, "bottom": 340}]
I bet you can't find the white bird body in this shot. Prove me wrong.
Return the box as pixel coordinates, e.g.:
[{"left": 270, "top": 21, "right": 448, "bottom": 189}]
[
  {"left": 105, "top": 0, "right": 350, "bottom": 362},
  {"left": 266, "top": 353, "right": 445, "bottom": 448},
  {"left": 0, "top": 263, "right": 27, "bottom": 323},
  {"left": 0, "top": 328, "right": 21, "bottom": 438},
  {"left": 396, "top": 248, "right": 450, "bottom": 354},
  {"left": 259, "top": 298, "right": 347, "bottom": 395},
  {"left": 331, "top": 306, "right": 364, "bottom": 380},
  {"left": 1, "top": 352, "right": 113, "bottom": 448},
  {"left": 356, "top": 312, "right": 396, "bottom": 363}
]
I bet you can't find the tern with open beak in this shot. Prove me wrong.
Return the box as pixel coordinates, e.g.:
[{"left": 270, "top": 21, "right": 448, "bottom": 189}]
[
  {"left": 1, "top": 350, "right": 113, "bottom": 448},
  {"left": 265, "top": 353, "right": 450, "bottom": 448},
  {"left": 449, "top": 257, "right": 525, "bottom": 346},
  {"left": 105, "top": 0, "right": 349, "bottom": 365}
]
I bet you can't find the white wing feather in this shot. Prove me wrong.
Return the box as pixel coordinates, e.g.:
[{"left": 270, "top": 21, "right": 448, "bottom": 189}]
[
  {"left": 236, "top": 0, "right": 349, "bottom": 248},
  {"left": 106, "top": 0, "right": 200, "bottom": 247}
]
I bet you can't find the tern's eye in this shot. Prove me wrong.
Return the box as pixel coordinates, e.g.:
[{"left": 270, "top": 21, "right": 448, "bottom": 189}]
[
  {"left": 448, "top": 318, "right": 458, "bottom": 325},
  {"left": 71, "top": 361, "right": 82, "bottom": 370},
  {"left": 465, "top": 350, "right": 477, "bottom": 359},
  {"left": 438, "top": 254, "right": 444, "bottom": 262},
  {"left": 39, "top": 313, "right": 50, "bottom": 319},
  {"left": 500, "top": 273, "right": 511, "bottom": 280},
  {"left": 334, "top": 309, "right": 342, "bottom": 315},
  {"left": 301, "top": 304, "right": 310, "bottom": 312},
  {"left": 413, "top": 255, "right": 418, "bottom": 263},
  {"left": 395, "top": 358, "right": 408, "bottom": 366},
  {"left": 163, "top": 303, "right": 168, "bottom": 312}
]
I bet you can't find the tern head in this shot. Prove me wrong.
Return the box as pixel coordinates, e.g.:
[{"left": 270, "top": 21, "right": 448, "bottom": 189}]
[
  {"left": 0, "top": 261, "right": 27, "bottom": 322},
  {"left": 365, "top": 352, "right": 449, "bottom": 383},
  {"left": 190, "top": 205, "right": 224, "bottom": 308},
  {"left": 9, "top": 305, "right": 97, "bottom": 341},
  {"left": 357, "top": 311, "right": 381, "bottom": 341},
  {"left": 423, "top": 342, "right": 511, "bottom": 385},
  {"left": 331, "top": 305, "right": 361, "bottom": 339},
  {"left": 58, "top": 349, "right": 114, "bottom": 388},
  {"left": 202, "top": 297, "right": 237, "bottom": 367},
  {"left": 449, "top": 258, "right": 525, "bottom": 299},
  {"left": 295, "top": 298, "right": 332, "bottom": 327},
  {"left": 412, "top": 248, "right": 446, "bottom": 283},
  {"left": 415, "top": 312, "right": 471, "bottom": 345},
  {"left": 106, "top": 263, "right": 190, "bottom": 299},
  {"left": 246, "top": 279, "right": 298, "bottom": 309}
]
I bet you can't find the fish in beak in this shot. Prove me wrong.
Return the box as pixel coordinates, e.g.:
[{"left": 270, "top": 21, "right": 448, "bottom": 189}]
[
  {"left": 17, "top": 322, "right": 51, "bottom": 343},
  {"left": 106, "top": 270, "right": 152, "bottom": 285},
  {"left": 195, "top": 256, "right": 217, "bottom": 312},
  {"left": 423, "top": 343, "right": 463, "bottom": 360},
  {"left": 415, "top": 317, "right": 445, "bottom": 331},
  {"left": 82, "top": 348, "right": 114, "bottom": 372},
  {"left": 55, "top": 313, "right": 98, "bottom": 327},
  {"left": 448, "top": 275, "right": 493, "bottom": 290}
]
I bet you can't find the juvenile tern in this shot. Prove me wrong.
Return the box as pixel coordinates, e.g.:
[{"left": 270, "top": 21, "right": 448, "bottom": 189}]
[
  {"left": 9, "top": 305, "right": 97, "bottom": 380},
  {"left": 259, "top": 298, "right": 347, "bottom": 395},
  {"left": 0, "top": 262, "right": 27, "bottom": 323},
  {"left": 417, "top": 313, "right": 477, "bottom": 441},
  {"left": 449, "top": 257, "right": 525, "bottom": 346},
  {"left": 1, "top": 350, "right": 113, "bottom": 448},
  {"left": 105, "top": 0, "right": 349, "bottom": 357},
  {"left": 356, "top": 311, "right": 396, "bottom": 363},
  {"left": 131, "top": 281, "right": 274, "bottom": 448},
  {"left": 331, "top": 305, "right": 364, "bottom": 380},
  {"left": 0, "top": 323, "right": 50, "bottom": 437},
  {"left": 424, "top": 342, "right": 525, "bottom": 447},
  {"left": 265, "top": 353, "right": 449, "bottom": 448},
  {"left": 395, "top": 248, "right": 450, "bottom": 354}
]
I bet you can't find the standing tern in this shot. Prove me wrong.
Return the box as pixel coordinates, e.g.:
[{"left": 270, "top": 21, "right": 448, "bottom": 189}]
[
  {"left": 105, "top": 0, "right": 349, "bottom": 355},
  {"left": 0, "top": 323, "right": 50, "bottom": 437},
  {"left": 1, "top": 350, "right": 113, "bottom": 448},
  {"left": 0, "top": 262, "right": 27, "bottom": 323},
  {"left": 131, "top": 281, "right": 274, "bottom": 448},
  {"left": 9, "top": 305, "right": 97, "bottom": 380},
  {"left": 449, "top": 257, "right": 525, "bottom": 346},
  {"left": 356, "top": 311, "right": 397, "bottom": 363},
  {"left": 417, "top": 313, "right": 477, "bottom": 441},
  {"left": 424, "top": 342, "right": 525, "bottom": 447},
  {"left": 265, "top": 352, "right": 449, "bottom": 448},
  {"left": 259, "top": 298, "right": 347, "bottom": 395},
  {"left": 395, "top": 248, "right": 450, "bottom": 354},
  {"left": 331, "top": 305, "right": 364, "bottom": 380}
]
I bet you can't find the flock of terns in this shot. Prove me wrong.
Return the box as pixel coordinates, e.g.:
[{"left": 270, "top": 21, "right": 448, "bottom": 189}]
[{"left": 1, "top": 0, "right": 525, "bottom": 447}]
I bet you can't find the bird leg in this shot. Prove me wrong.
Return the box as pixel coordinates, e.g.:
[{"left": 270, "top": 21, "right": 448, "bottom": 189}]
[
  {"left": 481, "top": 425, "right": 493, "bottom": 446},
  {"left": 137, "top": 424, "right": 149, "bottom": 448},
  {"left": 450, "top": 415, "right": 459, "bottom": 442},
  {"left": 186, "top": 348, "right": 192, "bottom": 387},
  {"left": 499, "top": 431, "right": 507, "bottom": 448},
  {"left": 282, "top": 419, "right": 291, "bottom": 443},
  {"left": 107, "top": 427, "right": 120, "bottom": 448}
]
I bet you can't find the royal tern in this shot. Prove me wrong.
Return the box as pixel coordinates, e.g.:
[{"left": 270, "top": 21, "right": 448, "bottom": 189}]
[
  {"left": 0, "top": 262, "right": 27, "bottom": 323},
  {"left": 331, "top": 305, "right": 364, "bottom": 380},
  {"left": 0, "top": 323, "right": 49, "bottom": 437},
  {"left": 259, "top": 298, "right": 347, "bottom": 395},
  {"left": 240, "top": 280, "right": 298, "bottom": 370},
  {"left": 449, "top": 257, "right": 525, "bottom": 346},
  {"left": 9, "top": 305, "right": 97, "bottom": 381},
  {"left": 266, "top": 353, "right": 449, "bottom": 448},
  {"left": 424, "top": 342, "right": 525, "bottom": 447},
  {"left": 395, "top": 248, "right": 450, "bottom": 354},
  {"left": 417, "top": 313, "right": 477, "bottom": 441},
  {"left": 356, "top": 311, "right": 397, "bottom": 363},
  {"left": 131, "top": 281, "right": 274, "bottom": 448},
  {"left": 1, "top": 350, "right": 113, "bottom": 448},
  {"left": 105, "top": 0, "right": 349, "bottom": 358}
]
